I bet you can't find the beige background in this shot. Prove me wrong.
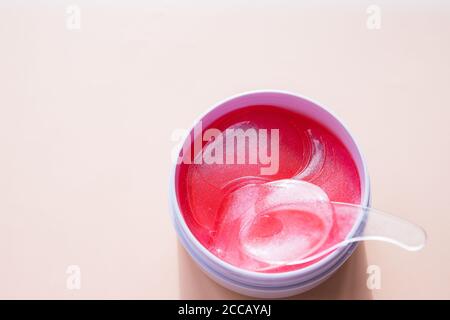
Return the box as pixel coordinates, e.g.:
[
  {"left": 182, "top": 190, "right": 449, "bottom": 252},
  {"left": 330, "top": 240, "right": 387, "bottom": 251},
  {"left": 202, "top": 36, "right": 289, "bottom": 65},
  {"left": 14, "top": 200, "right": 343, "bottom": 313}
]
[{"left": 0, "top": 1, "right": 449, "bottom": 299}]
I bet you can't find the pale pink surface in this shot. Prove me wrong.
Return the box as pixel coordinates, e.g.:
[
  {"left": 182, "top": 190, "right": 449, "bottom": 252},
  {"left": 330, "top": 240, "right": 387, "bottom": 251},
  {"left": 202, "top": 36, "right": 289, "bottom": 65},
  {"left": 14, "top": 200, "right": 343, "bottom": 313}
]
[{"left": 0, "top": 1, "right": 449, "bottom": 299}]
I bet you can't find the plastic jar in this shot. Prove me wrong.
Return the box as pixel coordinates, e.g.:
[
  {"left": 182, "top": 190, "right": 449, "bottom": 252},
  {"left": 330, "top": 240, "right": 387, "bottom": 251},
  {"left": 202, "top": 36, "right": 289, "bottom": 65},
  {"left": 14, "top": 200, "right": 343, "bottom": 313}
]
[{"left": 169, "top": 90, "right": 370, "bottom": 298}]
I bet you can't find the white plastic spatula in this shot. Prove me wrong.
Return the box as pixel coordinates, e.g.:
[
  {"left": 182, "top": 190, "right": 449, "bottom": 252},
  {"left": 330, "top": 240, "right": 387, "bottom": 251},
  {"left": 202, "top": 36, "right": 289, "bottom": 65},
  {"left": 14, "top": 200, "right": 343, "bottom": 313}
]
[
  {"left": 214, "top": 179, "right": 426, "bottom": 272},
  {"left": 251, "top": 201, "right": 427, "bottom": 271}
]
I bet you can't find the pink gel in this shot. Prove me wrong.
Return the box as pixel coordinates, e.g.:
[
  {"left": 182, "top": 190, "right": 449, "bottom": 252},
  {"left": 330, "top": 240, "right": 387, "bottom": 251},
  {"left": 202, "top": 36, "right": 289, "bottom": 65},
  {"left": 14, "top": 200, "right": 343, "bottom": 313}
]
[{"left": 176, "top": 106, "right": 361, "bottom": 272}]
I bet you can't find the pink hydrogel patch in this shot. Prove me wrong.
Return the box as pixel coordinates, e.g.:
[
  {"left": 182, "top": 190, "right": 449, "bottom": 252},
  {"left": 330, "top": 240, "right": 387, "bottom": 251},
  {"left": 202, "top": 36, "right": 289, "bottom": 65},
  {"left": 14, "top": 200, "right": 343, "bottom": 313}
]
[{"left": 176, "top": 105, "right": 361, "bottom": 272}]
